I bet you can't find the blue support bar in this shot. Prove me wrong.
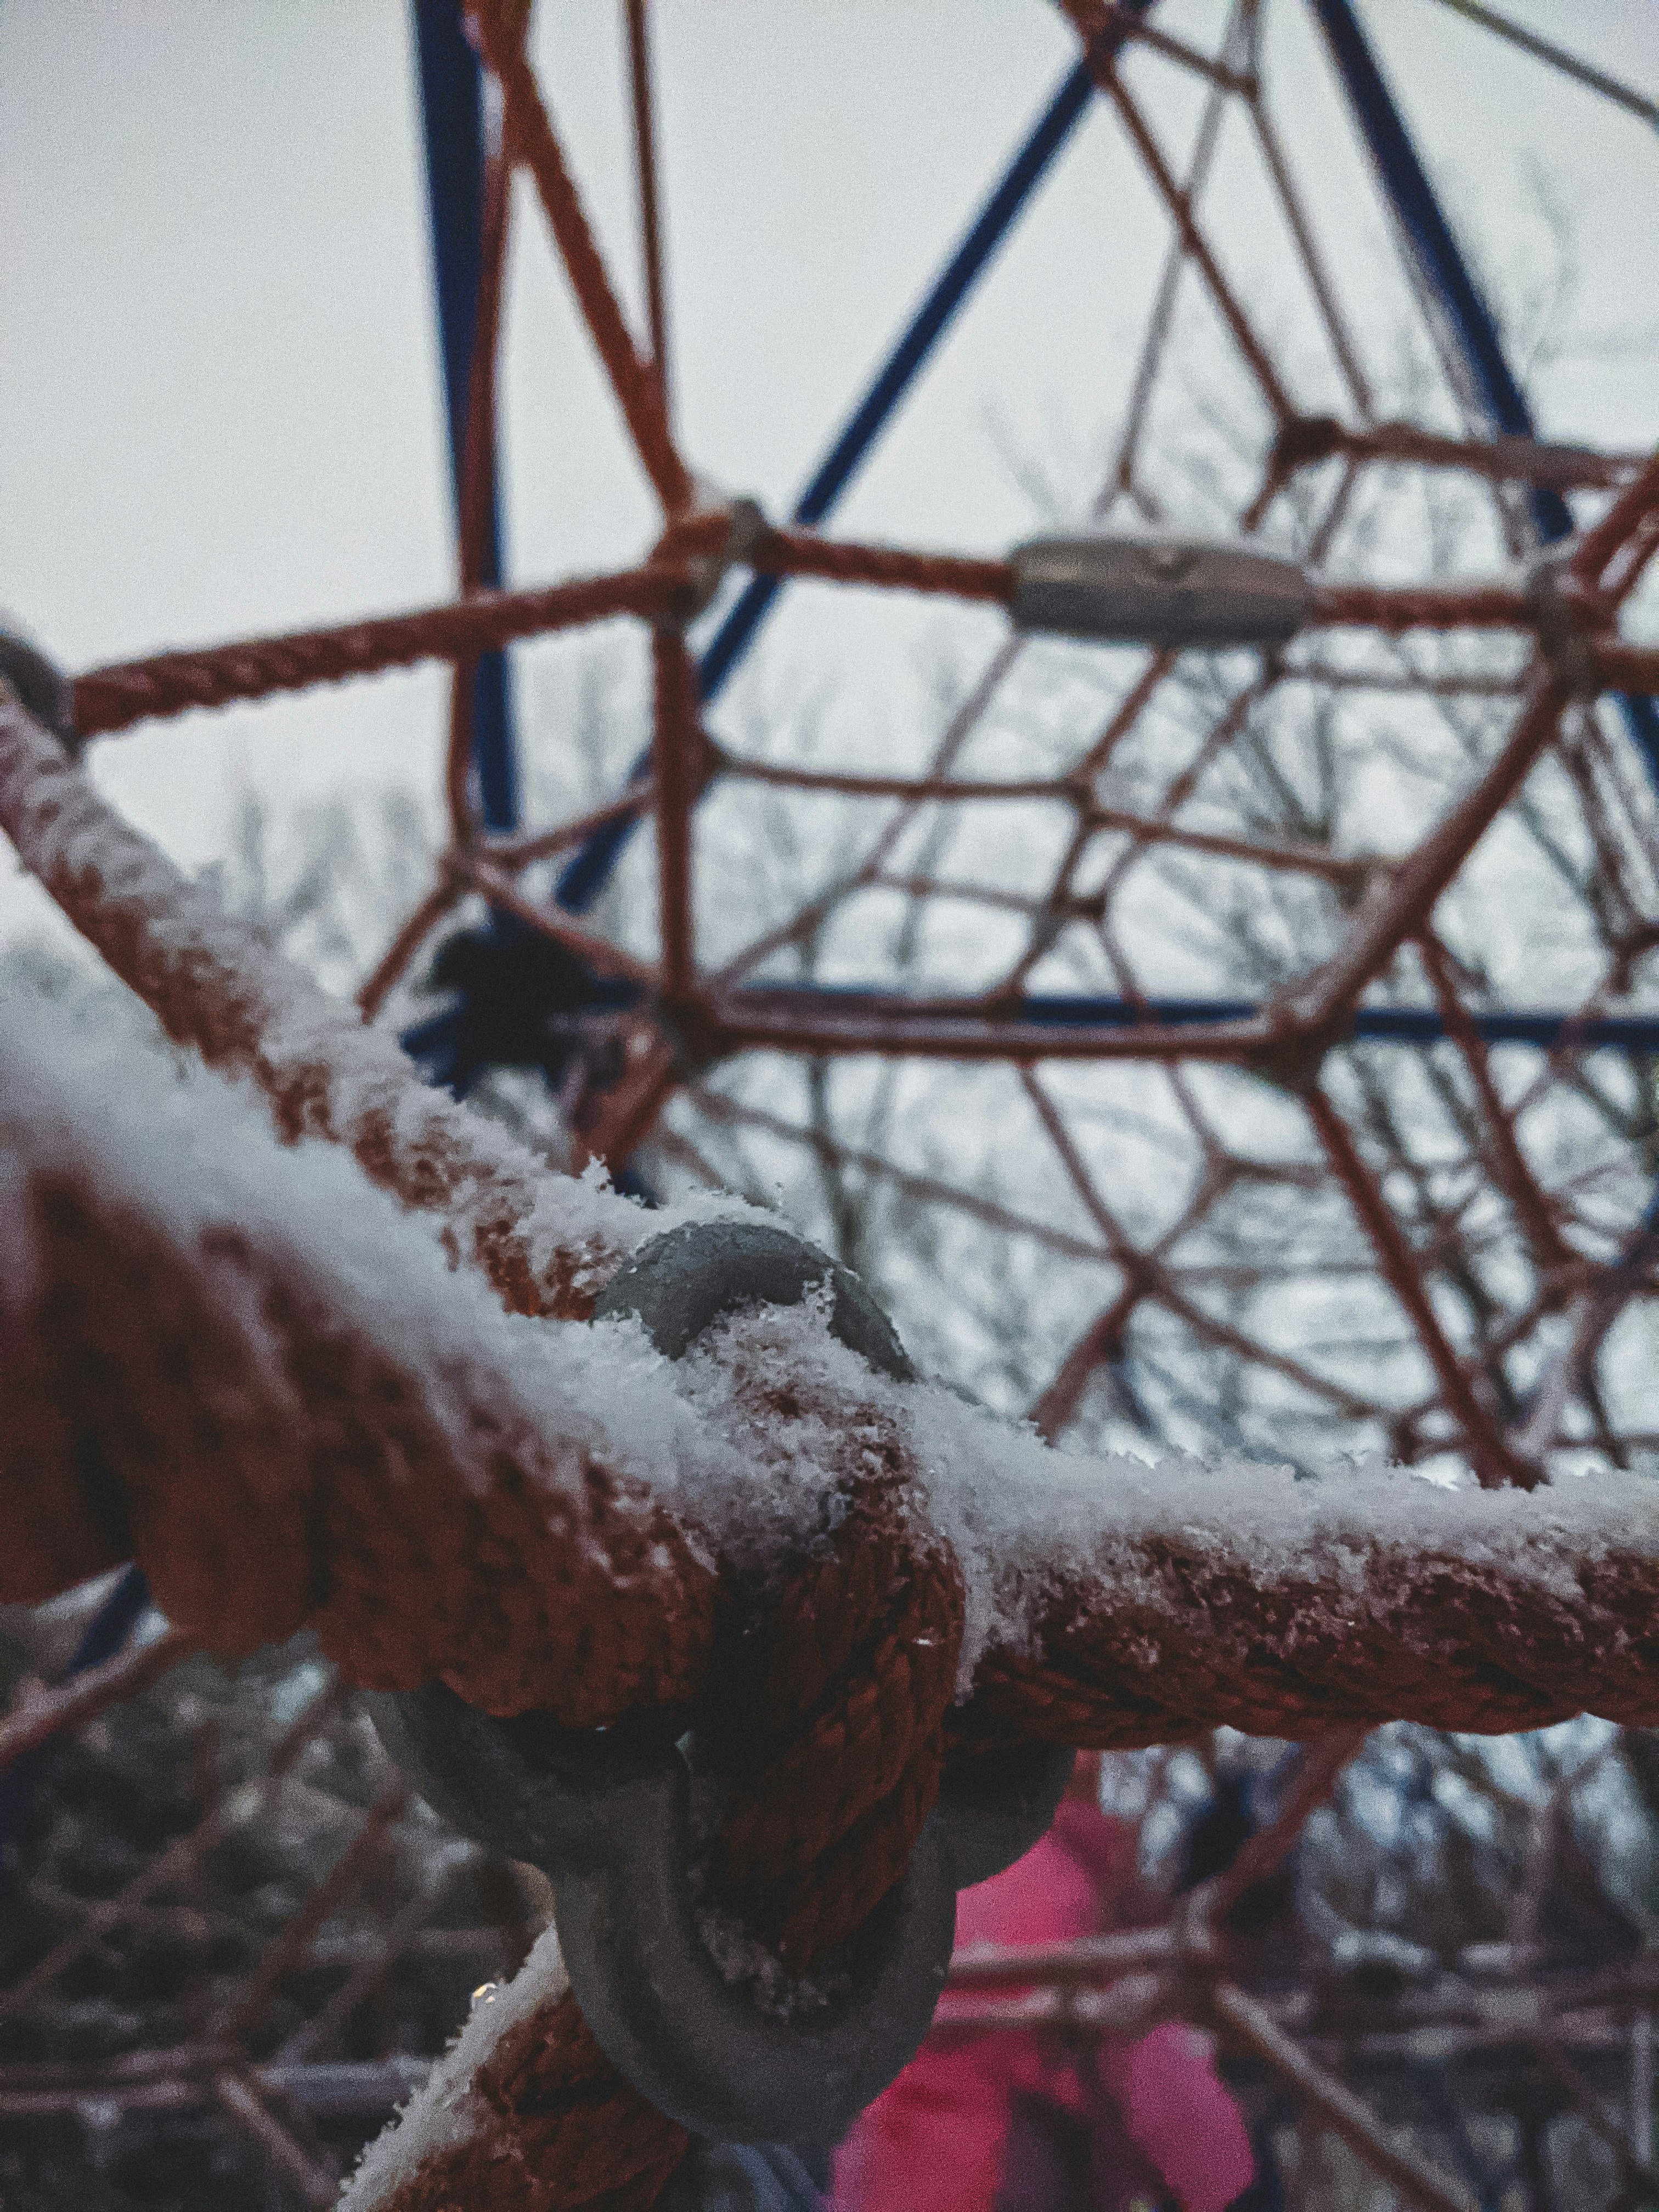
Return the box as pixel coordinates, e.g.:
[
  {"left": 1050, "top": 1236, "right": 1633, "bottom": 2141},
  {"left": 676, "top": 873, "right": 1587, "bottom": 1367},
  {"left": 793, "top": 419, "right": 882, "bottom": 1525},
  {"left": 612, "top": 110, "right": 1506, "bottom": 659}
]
[
  {"left": 412, "top": 0, "right": 517, "bottom": 832},
  {"left": 404, "top": 1, "right": 1659, "bottom": 1141},
  {"left": 65, "top": 1565, "right": 152, "bottom": 1673},
  {"left": 1310, "top": 0, "right": 1659, "bottom": 781},
  {"left": 1309, "top": 0, "right": 1567, "bottom": 531},
  {"left": 724, "top": 986, "right": 1659, "bottom": 1054},
  {"left": 555, "top": 21, "right": 1156, "bottom": 916},
  {"left": 409, "top": 981, "right": 1659, "bottom": 1062}
]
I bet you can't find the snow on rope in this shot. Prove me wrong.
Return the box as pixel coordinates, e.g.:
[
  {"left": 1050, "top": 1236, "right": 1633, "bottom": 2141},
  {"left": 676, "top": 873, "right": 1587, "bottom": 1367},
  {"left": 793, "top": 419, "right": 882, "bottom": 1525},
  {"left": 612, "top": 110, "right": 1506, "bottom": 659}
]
[
  {"left": 8, "top": 676, "right": 1659, "bottom": 2210},
  {"left": 7, "top": 941, "right": 1659, "bottom": 1728}
]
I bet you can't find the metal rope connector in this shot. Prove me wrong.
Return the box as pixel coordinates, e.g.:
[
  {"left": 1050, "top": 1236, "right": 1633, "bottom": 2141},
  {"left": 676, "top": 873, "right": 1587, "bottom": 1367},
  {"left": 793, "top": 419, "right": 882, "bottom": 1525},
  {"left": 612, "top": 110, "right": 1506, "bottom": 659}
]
[
  {"left": 659, "top": 497, "right": 771, "bottom": 625},
  {"left": 934, "top": 1739, "right": 1077, "bottom": 1892},
  {"left": 553, "top": 1753, "right": 958, "bottom": 2143},
  {"left": 591, "top": 1216, "right": 913, "bottom": 1375},
  {"left": 0, "top": 625, "right": 77, "bottom": 755},
  {"left": 369, "top": 1219, "right": 1077, "bottom": 2141},
  {"left": 370, "top": 1674, "right": 959, "bottom": 2142},
  {"left": 1009, "top": 534, "right": 1312, "bottom": 648},
  {"left": 597, "top": 1220, "right": 1075, "bottom": 1888},
  {"left": 1524, "top": 544, "right": 1609, "bottom": 698}
]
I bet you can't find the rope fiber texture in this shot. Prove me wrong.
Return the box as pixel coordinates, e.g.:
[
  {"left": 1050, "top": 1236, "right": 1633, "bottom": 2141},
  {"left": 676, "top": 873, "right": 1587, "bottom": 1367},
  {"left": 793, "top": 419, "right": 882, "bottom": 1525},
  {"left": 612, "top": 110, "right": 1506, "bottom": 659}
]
[
  {"left": 66, "top": 533, "right": 1016, "bottom": 742},
  {"left": 9, "top": 682, "right": 1659, "bottom": 2208},
  {"left": 73, "top": 568, "right": 691, "bottom": 741},
  {"left": 0, "top": 680, "right": 967, "bottom": 2207},
  {"left": 471, "top": 0, "right": 692, "bottom": 520},
  {"left": 10, "top": 4, "right": 1659, "bottom": 2197},
  {"left": 65, "top": 543, "right": 1646, "bottom": 746}
]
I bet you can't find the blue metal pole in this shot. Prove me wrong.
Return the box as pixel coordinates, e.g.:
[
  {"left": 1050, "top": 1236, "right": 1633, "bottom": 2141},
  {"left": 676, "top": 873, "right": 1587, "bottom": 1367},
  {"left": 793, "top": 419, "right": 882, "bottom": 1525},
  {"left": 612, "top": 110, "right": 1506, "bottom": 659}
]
[
  {"left": 721, "top": 986, "right": 1659, "bottom": 1054},
  {"left": 65, "top": 1565, "right": 152, "bottom": 1671},
  {"left": 554, "top": 24, "right": 1155, "bottom": 917},
  {"left": 411, "top": 0, "right": 517, "bottom": 833},
  {"left": 693, "top": 54, "right": 1110, "bottom": 703},
  {"left": 1309, "top": 0, "right": 1659, "bottom": 781}
]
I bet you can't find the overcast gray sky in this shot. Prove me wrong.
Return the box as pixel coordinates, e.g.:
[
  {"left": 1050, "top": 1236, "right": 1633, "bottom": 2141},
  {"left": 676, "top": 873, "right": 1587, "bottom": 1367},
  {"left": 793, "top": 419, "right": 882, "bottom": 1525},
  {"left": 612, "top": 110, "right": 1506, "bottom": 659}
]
[{"left": 2, "top": 0, "right": 1656, "bottom": 947}]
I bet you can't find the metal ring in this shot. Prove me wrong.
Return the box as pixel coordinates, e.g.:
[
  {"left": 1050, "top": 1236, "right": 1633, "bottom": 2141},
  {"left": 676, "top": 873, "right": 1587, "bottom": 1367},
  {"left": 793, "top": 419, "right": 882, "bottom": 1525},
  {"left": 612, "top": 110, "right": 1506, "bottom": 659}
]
[
  {"left": 592, "top": 1217, "right": 914, "bottom": 1380},
  {"left": 369, "top": 1219, "right": 1059, "bottom": 2139},
  {"left": 552, "top": 1751, "right": 958, "bottom": 2144},
  {"left": 596, "top": 1220, "right": 1073, "bottom": 1888},
  {"left": 362, "top": 1681, "right": 678, "bottom": 1875},
  {"left": 934, "top": 1739, "right": 1076, "bottom": 1889}
]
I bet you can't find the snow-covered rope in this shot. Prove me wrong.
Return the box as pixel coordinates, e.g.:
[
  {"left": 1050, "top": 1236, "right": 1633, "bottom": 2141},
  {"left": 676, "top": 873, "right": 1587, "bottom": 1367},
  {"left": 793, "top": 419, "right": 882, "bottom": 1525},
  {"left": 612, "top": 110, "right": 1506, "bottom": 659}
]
[
  {"left": 6, "top": 947, "right": 1657, "bottom": 1734},
  {"left": 8, "top": 679, "right": 1659, "bottom": 2210},
  {"left": 0, "top": 681, "right": 664, "bottom": 1321}
]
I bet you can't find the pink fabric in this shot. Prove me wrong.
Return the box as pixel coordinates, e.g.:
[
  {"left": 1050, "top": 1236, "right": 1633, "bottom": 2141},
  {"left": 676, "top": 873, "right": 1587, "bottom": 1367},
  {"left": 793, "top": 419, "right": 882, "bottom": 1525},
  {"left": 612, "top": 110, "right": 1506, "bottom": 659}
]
[
  {"left": 1103, "top": 2024, "right": 1257, "bottom": 2212},
  {"left": 832, "top": 1804, "right": 1255, "bottom": 2212}
]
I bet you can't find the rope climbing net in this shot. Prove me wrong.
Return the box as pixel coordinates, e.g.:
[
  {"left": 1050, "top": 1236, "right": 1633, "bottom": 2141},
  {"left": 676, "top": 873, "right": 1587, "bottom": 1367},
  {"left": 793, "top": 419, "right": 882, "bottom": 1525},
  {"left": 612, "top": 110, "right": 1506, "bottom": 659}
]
[
  {"left": 50, "top": 0, "right": 1659, "bottom": 1487},
  {"left": 3, "top": 3, "right": 1659, "bottom": 2209}
]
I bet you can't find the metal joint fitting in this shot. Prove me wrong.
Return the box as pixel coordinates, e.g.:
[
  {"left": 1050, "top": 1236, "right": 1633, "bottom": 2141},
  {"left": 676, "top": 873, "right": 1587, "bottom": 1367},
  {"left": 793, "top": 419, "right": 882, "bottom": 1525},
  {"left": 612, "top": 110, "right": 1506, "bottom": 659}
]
[
  {"left": 552, "top": 1755, "right": 957, "bottom": 2142},
  {"left": 592, "top": 1216, "right": 913, "bottom": 1374},
  {"left": 934, "top": 1737, "right": 1077, "bottom": 1892},
  {"left": 676, "top": 498, "right": 770, "bottom": 625},
  {"left": 369, "top": 1218, "right": 1074, "bottom": 2141},
  {"left": 1523, "top": 547, "right": 1607, "bottom": 699},
  {"left": 597, "top": 1220, "right": 1075, "bottom": 1892},
  {"left": 1009, "top": 534, "right": 1312, "bottom": 650},
  {"left": 0, "top": 625, "right": 78, "bottom": 753}
]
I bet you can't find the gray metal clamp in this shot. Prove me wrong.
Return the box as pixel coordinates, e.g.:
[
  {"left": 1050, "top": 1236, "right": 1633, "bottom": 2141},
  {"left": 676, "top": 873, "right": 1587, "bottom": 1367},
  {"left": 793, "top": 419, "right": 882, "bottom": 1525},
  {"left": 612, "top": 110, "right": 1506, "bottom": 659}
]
[
  {"left": 1009, "top": 534, "right": 1312, "bottom": 650},
  {"left": 368, "top": 1217, "right": 1074, "bottom": 2141}
]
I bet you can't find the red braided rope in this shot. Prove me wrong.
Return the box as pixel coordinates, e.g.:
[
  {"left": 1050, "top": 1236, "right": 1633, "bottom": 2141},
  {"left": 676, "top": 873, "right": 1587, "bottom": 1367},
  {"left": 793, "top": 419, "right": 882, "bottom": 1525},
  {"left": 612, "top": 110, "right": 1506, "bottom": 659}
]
[
  {"left": 750, "top": 527, "right": 1016, "bottom": 606},
  {"left": 1594, "top": 639, "right": 1659, "bottom": 693},
  {"left": 13, "top": 685, "right": 1659, "bottom": 2208},
  {"left": 471, "top": 0, "right": 694, "bottom": 517},
  {"left": 72, "top": 567, "right": 689, "bottom": 740},
  {"left": 75, "top": 548, "right": 1644, "bottom": 753},
  {"left": 7, "top": 8, "right": 1656, "bottom": 2194},
  {"left": 1305, "top": 579, "right": 1534, "bottom": 631}
]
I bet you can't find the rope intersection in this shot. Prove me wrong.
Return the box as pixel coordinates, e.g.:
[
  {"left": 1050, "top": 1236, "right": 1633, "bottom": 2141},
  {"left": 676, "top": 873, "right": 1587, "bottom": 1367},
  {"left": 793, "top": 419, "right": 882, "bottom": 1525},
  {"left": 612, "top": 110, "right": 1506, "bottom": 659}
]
[
  {"left": 8, "top": 676, "right": 1659, "bottom": 2205},
  {"left": 5, "top": 1, "right": 1659, "bottom": 2203}
]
